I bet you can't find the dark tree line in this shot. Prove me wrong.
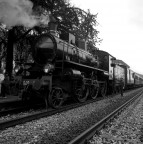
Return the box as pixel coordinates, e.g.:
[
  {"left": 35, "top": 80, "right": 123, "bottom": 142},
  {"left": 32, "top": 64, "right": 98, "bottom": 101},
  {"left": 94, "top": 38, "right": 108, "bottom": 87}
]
[{"left": 0, "top": 0, "right": 102, "bottom": 76}]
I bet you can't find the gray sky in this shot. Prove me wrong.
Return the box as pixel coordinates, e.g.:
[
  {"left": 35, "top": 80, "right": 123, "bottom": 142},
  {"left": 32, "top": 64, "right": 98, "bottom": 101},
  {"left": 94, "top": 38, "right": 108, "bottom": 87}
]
[{"left": 71, "top": 0, "right": 143, "bottom": 74}]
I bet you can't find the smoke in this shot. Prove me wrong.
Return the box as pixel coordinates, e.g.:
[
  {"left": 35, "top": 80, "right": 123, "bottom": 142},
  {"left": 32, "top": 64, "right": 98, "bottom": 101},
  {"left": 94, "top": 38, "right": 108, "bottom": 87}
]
[{"left": 0, "top": 0, "right": 49, "bottom": 28}]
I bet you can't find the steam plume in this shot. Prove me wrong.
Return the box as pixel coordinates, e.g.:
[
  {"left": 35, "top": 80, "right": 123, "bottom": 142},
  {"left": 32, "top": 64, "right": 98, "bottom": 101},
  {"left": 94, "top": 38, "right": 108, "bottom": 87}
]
[{"left": 0, "top": 0, "right": 49, "bottom": 28}]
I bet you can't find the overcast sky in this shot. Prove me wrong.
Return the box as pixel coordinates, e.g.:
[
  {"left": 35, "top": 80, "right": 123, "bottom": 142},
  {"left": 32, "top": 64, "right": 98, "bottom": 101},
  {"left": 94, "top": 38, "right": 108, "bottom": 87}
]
[{"left": 71, "top": 0, "right": 143, "bottom": 74}]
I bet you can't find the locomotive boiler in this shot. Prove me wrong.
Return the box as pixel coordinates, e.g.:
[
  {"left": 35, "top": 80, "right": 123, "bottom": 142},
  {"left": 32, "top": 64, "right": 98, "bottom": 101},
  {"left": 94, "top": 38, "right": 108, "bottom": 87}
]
[{"left": 18, "top": 29, "right": 110, "bottom": 108}]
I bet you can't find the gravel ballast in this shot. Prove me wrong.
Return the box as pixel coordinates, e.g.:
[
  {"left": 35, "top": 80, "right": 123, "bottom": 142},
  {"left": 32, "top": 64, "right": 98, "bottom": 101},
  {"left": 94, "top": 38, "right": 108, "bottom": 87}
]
[
  {"left": 0, "top": 88, "right": 142, "bottom": 144},
  {"left": 89, "top": 89, "right": 143, "bottom": 144}
]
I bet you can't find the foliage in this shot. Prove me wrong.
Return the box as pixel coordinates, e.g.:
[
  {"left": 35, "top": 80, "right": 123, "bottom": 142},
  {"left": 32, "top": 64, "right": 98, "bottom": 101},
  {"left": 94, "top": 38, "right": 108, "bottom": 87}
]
[
  {"left": 0, "top": 0, "right": 102, "bottom": 63},
  {"left": 71, "top": 8, "right": 101, "bottom": 50},
  {"left": 52, "top": 0, "right": 79, "bottom": 31},
  {"left": 30, "top": 0, "right": 102, "bottom": 51},
  {"left": 0, "top": 25, "right": 8, "bottom": 61}
]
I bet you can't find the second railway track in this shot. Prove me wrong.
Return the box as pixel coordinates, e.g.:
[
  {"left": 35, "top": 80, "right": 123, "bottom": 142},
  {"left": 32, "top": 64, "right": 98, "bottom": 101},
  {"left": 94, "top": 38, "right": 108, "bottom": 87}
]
[{"left": 69, "top": 88, "right": 143, "bottom": 144}]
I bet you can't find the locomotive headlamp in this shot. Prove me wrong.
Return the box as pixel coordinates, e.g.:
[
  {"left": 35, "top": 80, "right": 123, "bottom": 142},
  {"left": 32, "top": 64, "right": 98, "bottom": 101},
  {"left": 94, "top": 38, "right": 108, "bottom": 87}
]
[
  {"left": 14, "top": 65, "right": 21, "bottom": 73},
  {"left": 44, "top": 65, "right": 49, "bottom": 73},
  {"left": 43, "top": 64, "right": 54, "bottom": 73}
]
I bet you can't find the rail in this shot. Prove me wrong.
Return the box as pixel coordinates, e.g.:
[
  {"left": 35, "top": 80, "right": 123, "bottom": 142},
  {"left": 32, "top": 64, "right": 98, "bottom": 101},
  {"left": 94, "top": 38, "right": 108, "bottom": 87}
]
[
  {"left": 68, "top": 89, "right": 143, "bottom": 144},
  {"left": 0, "top": 96, "right": 103, "bottom": 130}
]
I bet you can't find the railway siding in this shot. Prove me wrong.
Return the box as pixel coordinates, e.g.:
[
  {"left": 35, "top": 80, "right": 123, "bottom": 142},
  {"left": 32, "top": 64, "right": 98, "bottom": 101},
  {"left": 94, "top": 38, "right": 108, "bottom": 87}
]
[{"left": 0, "top": 88, "right": 142, "bottom": 144}]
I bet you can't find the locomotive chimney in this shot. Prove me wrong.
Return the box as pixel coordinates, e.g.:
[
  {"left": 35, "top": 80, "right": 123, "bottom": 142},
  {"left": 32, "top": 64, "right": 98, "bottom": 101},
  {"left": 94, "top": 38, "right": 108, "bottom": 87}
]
[{"left": 48, "top": 15, "right": 59, "bottom": 37}]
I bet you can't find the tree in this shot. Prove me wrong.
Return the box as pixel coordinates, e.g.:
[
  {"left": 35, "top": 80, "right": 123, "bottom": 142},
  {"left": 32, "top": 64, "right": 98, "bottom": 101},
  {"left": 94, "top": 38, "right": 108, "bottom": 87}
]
[
  {"left": 0, "top": 25, "right": 8, "bottom": 62},
  {"left": 52, "top": 0, "right": 79, "bottom": 32},
  {"left": 0, "top": 0, "right": 54, "bottom": 76},
  {"left": 71, "top": 8, "right": 102, "bottom": 51},
  {"left": 50, "top": 1, "right": 102, "bottom": 52},
  {"left": 0, "top": 0, "right": 102, "bottom": 76}
]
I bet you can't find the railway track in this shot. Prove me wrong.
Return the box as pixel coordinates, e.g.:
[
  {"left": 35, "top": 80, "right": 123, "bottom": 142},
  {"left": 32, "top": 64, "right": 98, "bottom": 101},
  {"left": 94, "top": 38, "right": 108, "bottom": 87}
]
[
  {"left": 0, "top": 88, "right": 141, "bottom": 131},
  {"left": 0, "top": 88, "right": 132, "bottom": 117},
  {"left": 68, "top": 89, "right": 143, "bottom": 144},
  {"left": 0, "top": 96, "right": 104, "bottom": 130},
  {"left": 0, "top": 96, "right": 102, "bottom": 117}
]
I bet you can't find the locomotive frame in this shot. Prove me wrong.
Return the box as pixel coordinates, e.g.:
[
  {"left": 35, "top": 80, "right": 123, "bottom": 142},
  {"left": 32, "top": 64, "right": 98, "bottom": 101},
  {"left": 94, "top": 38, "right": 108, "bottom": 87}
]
[
  {"left": 14, "top": 25, "right": 143, "bottom": 109},
  {"left": 18, "top": 32, "right": 109, "bottom": 109}
]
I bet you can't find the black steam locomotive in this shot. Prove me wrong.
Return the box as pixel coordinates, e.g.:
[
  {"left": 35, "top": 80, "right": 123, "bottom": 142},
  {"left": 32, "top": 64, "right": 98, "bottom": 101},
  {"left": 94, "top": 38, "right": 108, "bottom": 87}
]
[{"left": 14, "top": 23, "right": 143, "bottom": 109}]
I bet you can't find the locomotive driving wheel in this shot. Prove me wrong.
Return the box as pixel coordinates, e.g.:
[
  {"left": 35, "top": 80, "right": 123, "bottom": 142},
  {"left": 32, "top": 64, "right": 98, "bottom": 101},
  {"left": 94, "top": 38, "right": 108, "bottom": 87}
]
[
  {"left": 74, "top": 85, "right": 89, "bottom": 103},
  {"left": 90, "top": 85, "right": 99, "bottom": 99},
  {"left": 48, "top": 87, "right": 64, "bottom": 109}
]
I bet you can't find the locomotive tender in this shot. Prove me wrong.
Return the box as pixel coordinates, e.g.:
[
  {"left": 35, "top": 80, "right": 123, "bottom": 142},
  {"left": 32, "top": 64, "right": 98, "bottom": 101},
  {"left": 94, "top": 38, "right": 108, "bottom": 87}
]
[
  {"left": 15, "top": 23, "right": 143, "bottom": 108},
  {"left": 96, "top": 50, "right": 143, "bottom": 92}
]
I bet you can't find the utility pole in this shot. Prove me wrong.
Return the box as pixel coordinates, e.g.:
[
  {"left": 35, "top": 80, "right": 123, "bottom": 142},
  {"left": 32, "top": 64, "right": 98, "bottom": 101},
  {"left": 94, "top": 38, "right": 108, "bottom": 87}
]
[{"left": 6, "top": 27, "right": 15, "bottom": 77}]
